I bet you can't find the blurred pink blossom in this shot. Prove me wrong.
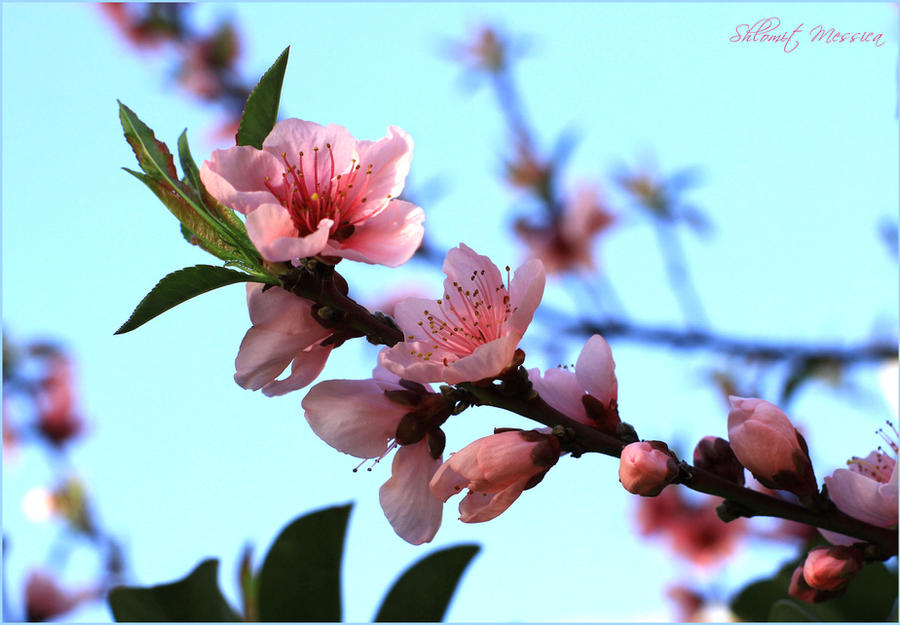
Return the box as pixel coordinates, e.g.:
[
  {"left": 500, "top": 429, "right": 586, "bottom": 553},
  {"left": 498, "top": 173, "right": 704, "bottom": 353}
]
[
  {"left": 379, "top": 244, "right": 545, "bottom": 384},
  {"left": 35, "top": 355, "right": 84, "bottom": 447},
  {"left": 24, "top": 570, "right": 96, "bottom": 622},
  {"left": 201, "top": 119, "right": 424, "bottom": 267},
  {"left": 430, "top": 429, "right": 560, "bottom": 523},
  {"left": 515, "top": 184, "right": 615, "bottom": 274},
  {"left": 234, "top": 284, "right": 332, "bottom": 396}
]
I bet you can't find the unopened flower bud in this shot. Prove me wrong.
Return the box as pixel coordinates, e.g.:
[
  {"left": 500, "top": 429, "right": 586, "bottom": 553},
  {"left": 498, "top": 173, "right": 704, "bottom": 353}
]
[
  {"left": 727, "top": 397, "right": 817, "bottom": 499},
  {"left": 802, "top": 546, "right": 863, "bottom": 591},
  {"left": 788, "top": 565, "right": 845, "bottom": 604},
  {"left": 693, "top": 436, "right": 745, "bottom": 486},
  {"left": 619, "top": 441, "right": 679, "bottom": 497}
]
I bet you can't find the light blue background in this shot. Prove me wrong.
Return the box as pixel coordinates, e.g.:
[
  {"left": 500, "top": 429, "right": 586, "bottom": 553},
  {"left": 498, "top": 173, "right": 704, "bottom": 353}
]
[{"left": 2, "top": 3, "right": 897, "bottom": 621}]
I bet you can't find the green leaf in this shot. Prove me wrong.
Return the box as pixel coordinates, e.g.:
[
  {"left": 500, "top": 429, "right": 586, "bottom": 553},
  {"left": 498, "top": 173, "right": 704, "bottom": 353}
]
[
  {"left": 119, "top": 100, "right": 179, "bottom": 182},
  {"left": 374, "top": 544, "right": 480, "bottom": 622},
  {"left": 769, "top": 599, "right": 820, "bottom": 622},
  {"left": 257, "top": 503, "right": 351, "bottom": 622},
  {"left": 115, "top": 265, "right": 268, "bottom": 335},
  {"left": 123, "top": 168, "right": 234, "bottom": 259},
  {"left": 176, "top": 130, "right": 205, "bottom": 196},
  {"left": 108, "top": 559, "right": 239, "bottom": 622},
  {"left": 236, "top": 46, "right": 289, "bottom": 149}
]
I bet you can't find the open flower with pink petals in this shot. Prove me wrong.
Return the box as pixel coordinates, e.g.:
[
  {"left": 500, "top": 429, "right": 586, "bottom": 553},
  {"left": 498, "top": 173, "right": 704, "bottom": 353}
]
[
  {"left": 821, "top": 425, "right": 897, "bottom": 544},
  {"left": 379, "top": 244, "right": 545, "bottom": 385},
  {"left": 234, "top": 283, "right": 333, "bottom": 396},
  {"left": 302, "top": 368, "right": 445, "bottom": 544},
  {"left": 527, "top": 334, "right": 619, "bottom": 433},
  {"left": 200, "top": 119, "right": 424, "bottom": 267},
  {"left": 430, "top": 429, "right": 560, "bottom": 523}
]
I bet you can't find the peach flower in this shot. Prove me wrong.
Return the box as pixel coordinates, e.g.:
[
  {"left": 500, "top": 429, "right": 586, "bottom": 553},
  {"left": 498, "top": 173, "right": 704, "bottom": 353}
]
[
  {"left": 201, "top": 119, "right": 424, "bottom": 267},
  {"left": 379, "top": 244, "right": 545, "bottom": 385}
]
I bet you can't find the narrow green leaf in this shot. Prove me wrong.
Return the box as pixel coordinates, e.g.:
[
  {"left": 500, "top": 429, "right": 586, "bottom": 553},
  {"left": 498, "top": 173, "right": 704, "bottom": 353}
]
[
  {"left": 257, "top": 503, "right": 351, "bottom": 622},
  {"left": 236, "top": 47, "right": 289, "bottom": 149},
  {"left": 123, "top": 168, "right": 234, "bottom": 259},
  {"left": 176, "top": 130, "right": 204, "bottom": 195},
  {"left": 374, "top": 545, "right": 480, "bottom": 622},
  {"left": 115, "top": 265, "right": 268, "bottom": 335},
  {"left": 769, "top": 599, "right": 820, "bottom": 622},
  {"left": 108, "top": 559, "right": 239, "bottom": 622}
]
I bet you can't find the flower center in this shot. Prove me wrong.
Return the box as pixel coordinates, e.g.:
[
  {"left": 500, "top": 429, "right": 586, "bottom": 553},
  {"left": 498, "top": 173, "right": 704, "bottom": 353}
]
[
  {"left": 848, "top": 421, "right": 898, "bottom": 483},
  {"left": 264, "top": 144, "right": 375, "bottom": 239},
  {"left": 408, "top": 267, "right": 516, "bottom": 365}
]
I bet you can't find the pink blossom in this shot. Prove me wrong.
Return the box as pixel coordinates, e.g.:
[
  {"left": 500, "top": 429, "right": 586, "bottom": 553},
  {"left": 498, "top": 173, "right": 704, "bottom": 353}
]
[
  {"left": 636, "top": 488, "right": 746, "bottom": 567},
  {"left": 619, "top": 441, "right": 678, "bottom": 497},
  {"left": 822, "top": 427, "right": 897, "bottom": 537},
  {"left": 515, "top": 184, "right": 615, "bottom": 274},
  {"left": 200, "top": 119, "right": 424, "bottom": 267},
  {"left": 727, "top": 396, "right": 817, "bottom": 498},
  {"left": 379, "top": 244, "right": 545, "bottom": 385},
  {"left": 24, "top": 570, "right": 96, "bottom": 622},
  {"left": 302, "top": 369, "right": 443, "bottom": 544},
  {"left": 36, "top": 355, "right": 84, "bottom": 447},
  {"left": 430, "top": 429, "right": 560, "bottom": 523},
  {"left": 234, "top": 284, "right": 333, "bottom": 396},
  {"left": 802, "top": 545, "right": 863, "bottom": 591},
  {"left": 527, "top": 334, "right": 617, "bottom": 430}
]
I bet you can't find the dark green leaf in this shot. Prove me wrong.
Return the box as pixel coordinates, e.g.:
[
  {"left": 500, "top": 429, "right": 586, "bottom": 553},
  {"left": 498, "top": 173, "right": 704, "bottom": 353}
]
[
  {"left": 108, "top": 559, "right": 239, "bottom": 622},
  {"left": 257, "top": 503, "right": 350, "bottom": 622},
  {"left": 236, "top": 47, "right": 290, "bottom": 149},
  {"left": 115, "top": 265, "right": 267, "bottom": 335},
  {"left": 374, "top": 545, "right": 480, "bottom": 622},
  {"left": 769, "top": 599, "right": 820, "bottom": 622}
]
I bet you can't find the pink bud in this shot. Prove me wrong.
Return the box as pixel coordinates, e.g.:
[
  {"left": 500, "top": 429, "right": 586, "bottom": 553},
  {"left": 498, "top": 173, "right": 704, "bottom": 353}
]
[
  {"left": 802, "top": 546, "right": 863, "bottom": 591},
  {"left": 788, "top": 564, "right": 845, "bottom": 604},
  {"left": 619, "top": 441, "right": 679, "bottom": 497},
  {"left": 727, "top": 396, "right": 817, "bottom": 498}
]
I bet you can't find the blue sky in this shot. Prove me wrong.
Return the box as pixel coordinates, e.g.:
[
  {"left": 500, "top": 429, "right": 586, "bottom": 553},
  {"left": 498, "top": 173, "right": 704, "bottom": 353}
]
[{"left": 2, "top": 3, "right": 897, "bottom": 622}]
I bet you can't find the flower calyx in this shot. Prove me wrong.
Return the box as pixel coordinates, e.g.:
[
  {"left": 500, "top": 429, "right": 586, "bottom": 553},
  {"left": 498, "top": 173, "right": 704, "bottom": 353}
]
[{"left": 385, "top": 382, "right": 454, "bottom": 458}]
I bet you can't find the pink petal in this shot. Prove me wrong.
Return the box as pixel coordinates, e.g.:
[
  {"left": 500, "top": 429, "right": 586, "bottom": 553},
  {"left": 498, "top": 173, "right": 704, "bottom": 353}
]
[
  {"left": 442, "top": 334, "right": 520, "bottom": 385},
  {"left": 458, "top": 477, "right": 530, "bottom": 523},
  {"left": 234, "top": 328, "right": 315, "bottom": 391},
  {"left": 528, "top": 367, "right": 590, "bottom": 425},
  {"left": 506, "top": 258, "right": 545, "bottom": 335},
  {"left": 430, "top": 451, "right": 478, "bottom": 502},
  {"left": 442, "top": 244, "right": 504, "bottom": 293},
  {"left": 379, "top": 441, "right": 443, "bottom": 545},
  {"left": 574, "top": 335, "right": 618, "bottom": 404},
  {"left": 324, "top": 200, "right": 424, "bottom": 267},
  {"left": 245, "top": 204, "right": 332, "bottom": 262},
  {"left": 392, "top": 297, "right": 444, "bottom": 342},
  {"left": 261, "top": 344, "right": 332, "bottom": 396},
  {"left": 348, "top": 126, "right": 414, "bottom": 214},
  {"left": 262, "top": 119, "right": 358, "bottom": 186},
  {"left": 378, "top": 343, "right": 448, "bottom": 385},
  {"left": 200, "top": 147, "right": 283, "bottom": 214},
  {"left": 302, "top": 379, "right": 407, "bottom": 458},
  {"left": 244, "top": 284, "right": 331, "bottom": 341},
  {"left": 825, "top": 468, "right": 897, "bottom": 527}
]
